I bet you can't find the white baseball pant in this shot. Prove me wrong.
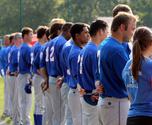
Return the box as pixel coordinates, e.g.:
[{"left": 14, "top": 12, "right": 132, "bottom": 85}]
[
  {"left": 98, "top": 97, "right": 130, "bottom": 125},
  {"left": 68, "top": 88, "right": 82, "bottom": 125},
  {"left": 17, "top": 74, "right": 32, "bottom": 125},
  {"left": 80, "top": 97, "right": 99, "bottom": 125},
  {"left": 49, "top": 76, "right": 64, "bottom": 125},
  {"left": 42, "top": 89, "right": 53, "bottom": 125},
  {"left": 60, "top": 82, "right": 73, "bottom": 125},
  {"left": 32, "top": 74, "right": 45, "bottom": 115},
  {"left": 8, "top": 75, "right": 20, "bottom": 125}
]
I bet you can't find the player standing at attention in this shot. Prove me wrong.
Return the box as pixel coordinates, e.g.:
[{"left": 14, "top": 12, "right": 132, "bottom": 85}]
[
  {"left": 31, "top": 26, "right": 48, "bottom": 125},
  {"left": 40, "top": 20, "right": 65, "bottom": 125},
  {"left": 67, "top": 23, "right": 90, "bottom": 125},
  {"left": 7, "top": 33, "right": 22, "bottom": 125},
  {"left": 46, "top": 22, "right": 73, "bottom": 125},
  {"left": 112, "top": 4, "right": 134, "bottom": 58},
  {"left": 5, "top": 34, "right": 15, "bottom": 118},
  {"left": 0, "top": 34, "right": 10, "bottom": 119},
  {"left": 59, "top": 39, "right": 74, "bottom": 125},
  {"left": 17, "top": 27, "right": 33, "bottom": 125},
  {"left": 77, "top": 20, "right": 108, "bottom": 125},
  {"left": 97, "top": 12, "right": 137, "bottom": 125}
]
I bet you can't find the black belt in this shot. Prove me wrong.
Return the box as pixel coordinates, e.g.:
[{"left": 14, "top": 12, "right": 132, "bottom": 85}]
[
  {"left": 70, "top": 86, "right": 77, "bottom": 89},
  {"left": 50, "top": 75, "right": 58, "bottom": 78},
  {"left": 9, "top": 73, "right": 16, "bottom": 76}
]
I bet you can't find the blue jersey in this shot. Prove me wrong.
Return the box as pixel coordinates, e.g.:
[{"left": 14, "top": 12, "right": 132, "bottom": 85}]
[
  {"left": 122, "top": 58, "right": 152, "bottom": 117},
  {"left": 5, "top": 46, "right": 12, "bottom": 71},
  {"left": 45, "top": 38, "right": 56, "bottom": 76},
  {"left": 0, "top": 47, "right": 8, "bottom": 75},
  {"left": 48, "top": 35, "right": 67, "bottom": 77},
  {"left": 39, "top": 42, "right": 49, "bottom": 69},
  {"left": 8, "top": 45, "right": 19, "bottom": 72},
  {"left": 60, "top": 39, "right": 73, "bottom": 83},
  {"left": 122, "top": 43, "right": 131, "bottom": 58},
  {"left": 31, "top": 42, "right": 41, "bottom": 74},
  {"left": 18, "top": 43, "right": 31, "bottom": 74},
  {"left": 98, "top": 36, "right": 129, "bottom": 98},
  {"left": 77, "top": 41, "right": 98, "bottom": 91},
  {"left": 68, "top": 44, "right": 82, "bottom": 89}
]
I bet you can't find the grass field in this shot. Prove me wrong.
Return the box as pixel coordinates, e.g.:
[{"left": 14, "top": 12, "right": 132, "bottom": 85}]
[
  {"left": 0, "top": 77, "right": 4, "bottom": 116},
  {"left": 0, "top": 77, "right": 34, "bottom": 125}
]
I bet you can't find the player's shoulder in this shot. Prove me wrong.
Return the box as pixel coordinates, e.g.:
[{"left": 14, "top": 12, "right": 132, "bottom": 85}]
[{"left": 142, "top": 58, "right": 152, "bottom": 70}]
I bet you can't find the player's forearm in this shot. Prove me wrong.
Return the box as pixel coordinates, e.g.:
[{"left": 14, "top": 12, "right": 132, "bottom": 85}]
[{"left": 40, "top": 67, "right": 48, "bottom": 81}]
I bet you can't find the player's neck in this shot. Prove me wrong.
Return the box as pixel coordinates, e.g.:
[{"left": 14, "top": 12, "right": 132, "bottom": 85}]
[
  {"left": 91, "top": 37, "right": 101, "bottom": 46},
  {"left": 61, "top": 32, "right": 69, "bottom": 41},
  {"left": 23, "top": 38, "right": 30, "bottom": 43},
  {"left": 111, "top": 32, "right": 123, "bottom": 43},
  {"left": 39, "top": 39, "right": 45, "bottom": 45},
  {"left": 74, "top": 40, "right": 83, "bottom": 48}
]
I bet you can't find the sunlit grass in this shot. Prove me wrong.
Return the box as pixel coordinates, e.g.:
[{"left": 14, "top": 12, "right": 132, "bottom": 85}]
[{"left": 0, "top": 77, "right": 34, "bottom": 125}]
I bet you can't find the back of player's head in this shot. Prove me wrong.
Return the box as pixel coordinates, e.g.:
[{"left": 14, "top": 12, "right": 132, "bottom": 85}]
[
  {"left": 45, "top": 29, "right": 50, "bottom": 40},
  {"left": 70, "top": 23, "right": 88, "bottom": 40},
  {"left": 62, "top": 22, "right": 73, "bottom": 32},
  {"left": 112, "top": 4, "right": 132, "bottom": 17},
  {"left": 89, "top": 20, "right": 108, "bottom": 37},
  {"left": 49, "top": 23, "right": 63, "bottom": 39},
  {"left": 4, "top": 34, "right": 10, "bottom": 40},
  {"left": 132, "top": 27, "right": 152, "bottom": 80},
  {"left": 14, "top": 32, "right": 22, "bottom": 40},
  {"left": 3, "top": 34, "right": 10, "bottom": 46},
  {"left": 111, "top": 12, "right": 137, "bottom": 32},
  {"left": 21, "top": 27, "right": 33, "bottom": 38},
  {"left": 36, "top": 26, "right": 48, "bottom": 39},
  {"left": 49, "top": 18, "right": 66, "bottom": 28},
  {"left": 9, "top": 34, "right": 15, "bottom": 43}
]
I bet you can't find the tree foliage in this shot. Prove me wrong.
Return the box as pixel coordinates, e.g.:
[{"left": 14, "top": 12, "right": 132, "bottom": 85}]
[{"left": 0, "top": 0, "right": 152, "bottom": 35}]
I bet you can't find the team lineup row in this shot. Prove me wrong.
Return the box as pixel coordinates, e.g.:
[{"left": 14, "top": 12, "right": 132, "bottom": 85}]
[{"left": 0, "top": 3, "right": 151, "bottom": 125}]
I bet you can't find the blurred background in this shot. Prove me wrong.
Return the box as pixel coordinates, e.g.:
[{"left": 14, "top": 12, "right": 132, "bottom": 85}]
[{"left": 0, "top": 0, "right": 151, "bottom": 39}]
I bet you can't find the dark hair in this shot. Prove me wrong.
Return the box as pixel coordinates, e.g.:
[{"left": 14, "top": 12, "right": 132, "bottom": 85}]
[
  {"left": 89, "top": 20, "right": 108, "bottom": 36},
  {"left": 132, "top": 27, "right": 152, "bottom": 80},
  {"left": 9, "top": 34, "right": 15, "bottom": 43},
  {"left": 111, "top": 12, "right": 137, "bottom": 32},
  {"left": 45, "top": 29, "right": 50, "bottom": 40},
  {"left": 36, "top": 26, "right": 48, "bottom": 39},
  {"left": 49, "top": 23, "right": 63, "bottom": 39},
  {"left": 70, "top": 23, "right": 87, "bottom": 40},
  {"left": 112, "top": 4, "right": 132, "bottom": 17},
  {"left": 21, "top": 27, "right": 33, "bottom": 38},
  {"left": 62, "top": 22, "right": 73, "bottom": 32}
]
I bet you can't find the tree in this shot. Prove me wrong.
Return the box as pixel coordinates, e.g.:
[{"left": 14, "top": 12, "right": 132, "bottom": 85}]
[{"left": 0, "top": 0, "right": 152, "bottom": 35}]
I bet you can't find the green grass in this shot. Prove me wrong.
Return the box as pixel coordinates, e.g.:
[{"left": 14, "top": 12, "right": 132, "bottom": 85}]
[
  {"left": 0, "top": 77, "right": 4, "bottom": 116},
  {"left": 0, "top": 77, "right": 34, "bottom": 125}
]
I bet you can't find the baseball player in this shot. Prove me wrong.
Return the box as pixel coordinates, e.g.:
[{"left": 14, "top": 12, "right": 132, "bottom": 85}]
[
  {"left": 59, "top": 39, "right": 74, "bottom": 125},
  {"left": 46, "top": 22, "right": 73, "bottom": 125},
  {"left": 112, "top": 4, "right": 133, "bottom": 58},
  {"left": 77, "top": 20, "right": 108, "bottom": 125},
  {"left": 7, "top": 33, "right": 22, "bottom": 125},
  {"left": 17, "top": 27, "right": 33, "bottom": 125},
  {"left": 97, "top": 13, "right": 137, "bottom": 125},
  {"left": 5, "top": 34, "right": 15, "bottom": 118},
  {"left": 0, "top": 34, "right": 11, "bottom": 119},
  {"left": 31, "top": 26, "right": 48, "bottom": 125},
  {"left": 67, "top": 23, "right": 90, "bottom": 125},
  {"left": 40, "top": 21, "right": 65, "bottom": 125},
  {"left": 39, "top": 38, "right": 53, "bottom": 125}
]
